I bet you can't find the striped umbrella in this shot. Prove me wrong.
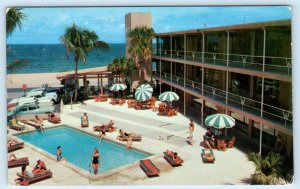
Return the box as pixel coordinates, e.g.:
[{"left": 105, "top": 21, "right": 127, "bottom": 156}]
[
  {"left": 109, "top": 83, "right": 127, "bottom": 91},
  {"left": 135, "top": 84, "right": 153, "bottom": 101},
  {"left": 205, "top": 114, "right": 235, "bottom": 129},
  {"left": 159, "top": 91, "right": 179, "bottom": 102}
]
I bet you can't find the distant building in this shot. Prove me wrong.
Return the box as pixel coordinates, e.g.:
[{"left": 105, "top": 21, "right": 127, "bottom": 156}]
[
  {"left": 125, "top": 12, "right": 152, "bottom": 89},
  {"left": 152, "top": 19, "right": 292, "bottom": 156}
]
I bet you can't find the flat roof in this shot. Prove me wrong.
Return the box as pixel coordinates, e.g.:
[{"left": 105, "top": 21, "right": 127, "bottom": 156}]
[
  {"left": 155, "top": 19, "right": 291, "bottom": 36},
  {"left": 56, "top": 66, "right": 112, "bottom": 80}
]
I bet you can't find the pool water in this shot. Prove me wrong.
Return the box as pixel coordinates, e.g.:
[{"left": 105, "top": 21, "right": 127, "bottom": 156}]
[{"left": 16, "top": 126, "right": 150, "bottom": 173}]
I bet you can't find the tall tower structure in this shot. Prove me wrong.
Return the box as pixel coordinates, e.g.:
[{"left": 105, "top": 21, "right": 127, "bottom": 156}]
[{"left": 125, "top": 12, "right": 152, "bottom": 89}]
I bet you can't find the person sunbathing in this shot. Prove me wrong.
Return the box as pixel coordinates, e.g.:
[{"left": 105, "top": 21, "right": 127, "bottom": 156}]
[
  {"left": 8, "top": 153, "right": 17, "bottom": 161},
  {"left": 15, "top": 165, "right": 35, "bottom": 184},
  {"left": 34, "top": 115, "right": 43, "bottom": 127},
  {"left": 119, "top": 129, "right": 135, "bottom": 137},
  {"left": 166, "top": 150, "right": 181, "bottom": 164},
  {"left": 7, "top": 139, "right": 18, "bottom": 147}
]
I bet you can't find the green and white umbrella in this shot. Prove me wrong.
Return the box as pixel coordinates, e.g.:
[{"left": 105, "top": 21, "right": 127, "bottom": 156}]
[
  {"left": 109, "top": 83, "right": 127, "bottom": 91},
  {"left": 135, "top": 84, "right": 153, "bottom": 101},
  {"left": 205, "top": 113, "right": 235, "bottom": 129},
  {"left": 159, "top": 91, "right": 179, "bottom": 102}
]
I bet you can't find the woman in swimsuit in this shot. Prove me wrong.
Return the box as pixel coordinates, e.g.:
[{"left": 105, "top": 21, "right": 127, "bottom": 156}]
[
  {"left": 91, "top": 148, "right": 100, "bottom": 175},
  {"left": 56, "top": 146, "right": 66, "bottom": 161}
]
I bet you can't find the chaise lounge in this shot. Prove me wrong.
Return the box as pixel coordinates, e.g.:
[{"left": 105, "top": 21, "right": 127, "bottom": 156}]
[
  {"left": 117, "top": 134, "right": 142, "bottom": 142},
  {"left": 16, "top": 170, "right": 53, "bottom": 186},
  {"left": 8, "top": 157, "right": 29, "bottom": 168},
  {"left": 140, "top": 159, "right": 160, "bottom": 177},
  {"left": 163, "top": 150, "right": 183, "bottom": 166},
  {"left": 201, "top": 149, "right": 215, "bottom": 163},
  {"left": 8, "top": 119, "right": 25, "bottom": 131},
  {"left": 8, "top": 141, "right": 24, "bottom": 152},
  {"left": 21, "top": 120, "right": 41, "bottom": 129},
  {"left": 93, "top": 121, "right": 116, "bottom": 132}
]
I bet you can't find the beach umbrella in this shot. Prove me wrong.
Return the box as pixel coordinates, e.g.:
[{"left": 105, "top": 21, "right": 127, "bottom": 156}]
[
  {"left": 134, "top": 84, "right": 153, "bottom": 101},
  {"left": 109, "top": 83, "right": 127, "bottom": 92},
  {"left": 205, "top": 113, "right": 235, "bottom": 129},
  {"left": 159, "top": 91, "right": 179, "bottom": 102}
]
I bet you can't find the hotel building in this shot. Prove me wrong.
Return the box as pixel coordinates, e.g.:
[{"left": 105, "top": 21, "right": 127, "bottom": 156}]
[{"left": 151, "top": 20, "right": 292, "bottom": 156}]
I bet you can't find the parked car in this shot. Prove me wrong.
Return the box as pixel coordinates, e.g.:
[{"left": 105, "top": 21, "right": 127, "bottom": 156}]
[{"left": 7, "top": 103, "right": 55, "bottom": 120}]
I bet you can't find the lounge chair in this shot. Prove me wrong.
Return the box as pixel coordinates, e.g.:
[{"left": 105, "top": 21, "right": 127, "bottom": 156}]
[
  {"left": 8, "top": 157, "right": 29, "bottom": 168},
  {"left": 8, "top": 141, "right": 24, "bottom": 152},
  {"left": 140, "top": 159, "right": 160, "bottom": 177},
  {"left": 118, "top": 134, "right": 142, "bottom": 142},
  {"left": 163, "top": 150, "right": 183, "bottom": 166},
  {"left": 201, "top": 149, "right": 215, "bottom": 163},
  {"left": 16, "top": 170, "right": 53, "bottom": 186},
  {"left": 8, "top": 119, "right": 25, "bottom": 131},
  {"left": 93, "top": 121, "right": 116, "bottom": 132},
  {"left": 227, "top": 136, "right": 236, "bottom": 148}
]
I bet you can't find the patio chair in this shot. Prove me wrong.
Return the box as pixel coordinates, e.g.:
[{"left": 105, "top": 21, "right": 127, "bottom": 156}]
[
  {"left": 217, "top": 139, "right": 227, "bottom": 151},
  {"left": 8, "top": 157, "right": 29, "bottom": 168},
  {"left": 201, "top": 149, "right": 215, "bottom": 163},
  {"left": 140, "top": 159, "right": 160, "bottom": 177},
  {"left": 111, "top": 98, "right": 117, "bottom": 105},
  {"left": 163, "top": 150, "right": 183, "bottom": 166},
  {"left": 227, "top": 136, "right": 236, "bottom": 148},
  {"left": 15, "top": 170, "right": 53, "bottom": 186},
  {"left": 93, "top": 95, "right": 100, "bottom": 102},
  {"left": 8, "top": 141, "right": 24, "bottom": 152}
]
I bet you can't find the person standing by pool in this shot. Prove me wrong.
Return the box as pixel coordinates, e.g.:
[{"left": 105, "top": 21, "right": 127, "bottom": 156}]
[
  {"left": 56, "top": 146, "right": 67, "bottom": 161},
  {"left": 188, "top": 119, "right": 195, "bottom": 146},
  {"left": 91, "top": 148, "right": 100, "bottom": 175},
  {"left": 81, "top": 112, "right": 89, "bottom": 127}
]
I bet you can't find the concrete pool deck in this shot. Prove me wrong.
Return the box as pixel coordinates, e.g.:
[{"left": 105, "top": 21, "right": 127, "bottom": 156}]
[{"left": 7, "top": 99, "right": 255, "bottom": 186}]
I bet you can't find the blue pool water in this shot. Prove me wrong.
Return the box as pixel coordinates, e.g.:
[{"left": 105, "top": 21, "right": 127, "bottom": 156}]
[{"left": 16, "top": 127, "right": 150, "bottom": 173}]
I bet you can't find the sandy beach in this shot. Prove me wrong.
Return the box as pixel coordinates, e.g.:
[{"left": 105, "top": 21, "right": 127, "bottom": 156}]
[{"left": 6, "top": 66, "right": 108, "bottom": 89}]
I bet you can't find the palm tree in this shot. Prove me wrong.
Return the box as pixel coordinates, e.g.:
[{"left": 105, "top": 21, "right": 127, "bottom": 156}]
[
  {"left": 6, "top": 7, "right": 26, "bottom": 36},
  {"left": 61, "top": 23, "right": 109, "bottom": 102},
  {"left": 128, "top": 26, "right": 155, "bottom": 82},
  {"left": 247, "top": 152, "right": 284, "bottom": 184},
  {"left": 6, "top": 7, "right": 28, "bottom": 73}
]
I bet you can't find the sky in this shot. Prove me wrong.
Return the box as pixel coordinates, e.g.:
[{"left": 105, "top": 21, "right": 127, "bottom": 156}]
[{"left": 6, "top": 6, "right": 291, "bottom": 44}]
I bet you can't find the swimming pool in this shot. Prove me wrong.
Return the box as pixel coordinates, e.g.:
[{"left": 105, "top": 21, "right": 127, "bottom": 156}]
[{"left": 16, "top": 126, "right": 150, "bottom": 173}]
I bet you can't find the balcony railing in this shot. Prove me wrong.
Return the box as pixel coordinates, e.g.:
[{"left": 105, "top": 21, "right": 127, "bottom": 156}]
[
  {"left": 153, "top": 49, "right": 292, "bottom": 75},
  {"left": 153, "top": 71, "right": 293, "bottom": 129}
]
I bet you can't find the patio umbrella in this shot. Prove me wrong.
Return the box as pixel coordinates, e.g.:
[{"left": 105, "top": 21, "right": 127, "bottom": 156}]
[
  {"left": 109, "top": 83, "right": 127, "bottom": 92},
  {"left": 159, "top": 91, "right": 179, "bottom": 102},
  {"left": 134, "top": 84, "right": 153, "bottom": 101},
  {"left": 205, "top": 113, "right": 235, "bottom": 129}
]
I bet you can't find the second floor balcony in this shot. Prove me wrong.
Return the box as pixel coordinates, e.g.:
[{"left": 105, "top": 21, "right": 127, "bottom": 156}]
[{"left": 153, "top": 71, "right": 293, "bottom": 132}]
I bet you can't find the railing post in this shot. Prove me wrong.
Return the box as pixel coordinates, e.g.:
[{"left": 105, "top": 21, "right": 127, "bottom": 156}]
[
  {"left": 170, "top": 61, "right": 172, "bottom": 86},
  {"left": 201, "top": 67, "right": 204, "bottom": 95},
  {"left": 159, "top": 37, "right": 162, "bottom": 94}
]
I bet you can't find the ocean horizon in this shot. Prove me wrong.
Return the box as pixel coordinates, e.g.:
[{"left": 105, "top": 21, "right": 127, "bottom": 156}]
[{"left": 7, "top": 43, "right": 125, "bottom": 74}]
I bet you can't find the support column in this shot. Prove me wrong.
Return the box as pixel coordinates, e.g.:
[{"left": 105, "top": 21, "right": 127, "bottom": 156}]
[
  {"left": 184, "top": 33, "right": 186, "bottom": 60},
  {"left": 159, "top": 37, "right": 162, "bottom": 94},
  {"left": 263, "top": 28, "right": 266, "bottom": 72},
  {"left": 171, "top": 61, "right": 172, "bottom": 85},
  {"left": 97, "top": 74, "right": 100, "bottom": 93},
  {"left": 226, "top": 31, "right": 230, "bottom": 107},
  {"left": 100, "top": 75, "right": 103, "bottom": 94},
  {"left": 184, "top": 92, "right": 186, "bottom": 115},
  {"left": 286, "top": 135, "right": 292, "bottom": 157},
  {"left": 248, "top": 119, "right": 254, "bottom": 138},
  {"left": 170, "top": 35, "right": 172, "bottom": 59},
  {"left": 202, "top": 32, "right": 205, "bottom": 63},
  {"left": 201, "top": 99, "right": 205, "bottom": 126},
  {"left": 259, "top": 28, "right": 266, "bottom": 156}
]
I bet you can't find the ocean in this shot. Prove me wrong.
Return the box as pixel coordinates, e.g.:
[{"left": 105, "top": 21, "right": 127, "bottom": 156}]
[{"left": 6, "top": 44, "right": 125, "bottom": 73}]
